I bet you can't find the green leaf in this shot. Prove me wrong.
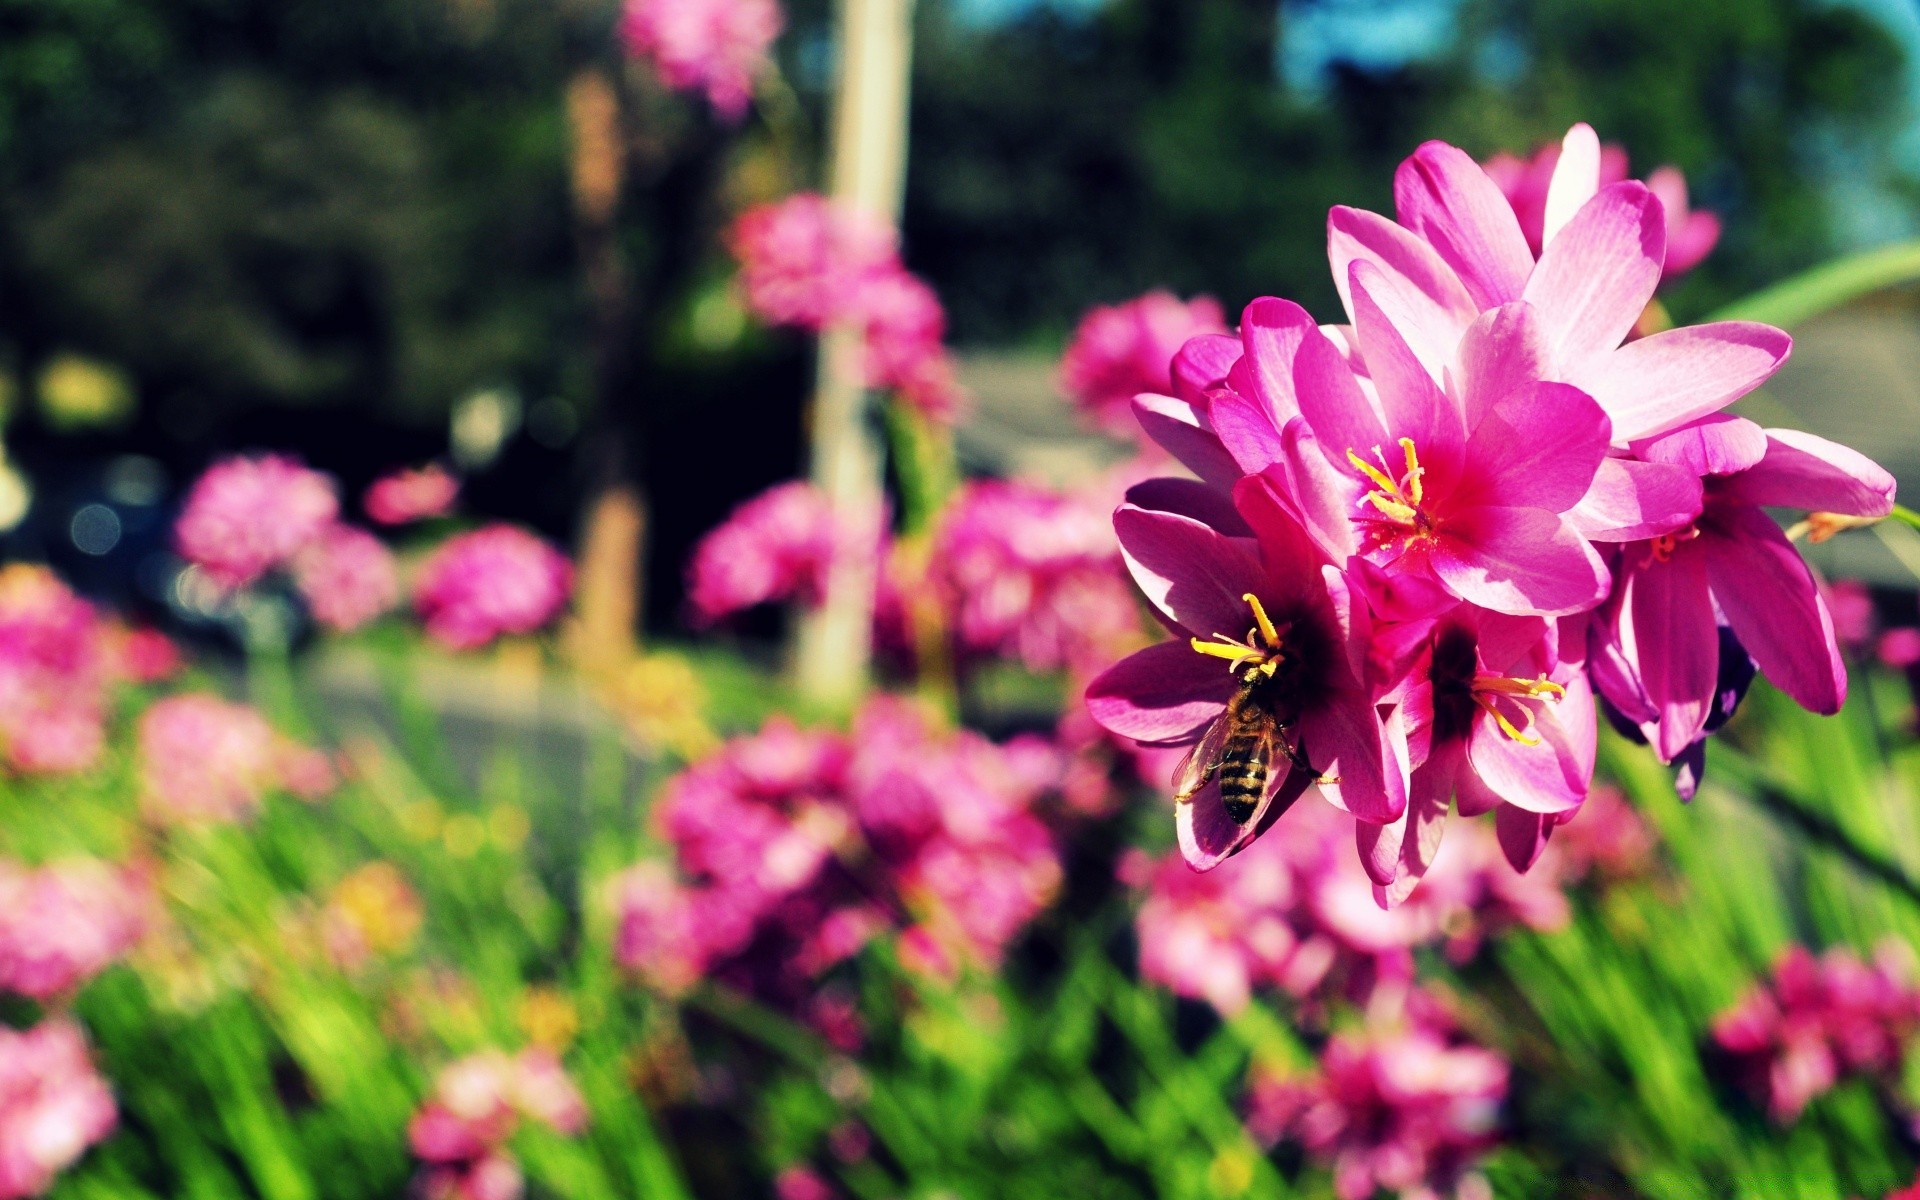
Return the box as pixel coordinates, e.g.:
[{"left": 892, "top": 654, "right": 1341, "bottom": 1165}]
[{"left": 1706, "top": 240, "right": 1920, "bottom": 329}]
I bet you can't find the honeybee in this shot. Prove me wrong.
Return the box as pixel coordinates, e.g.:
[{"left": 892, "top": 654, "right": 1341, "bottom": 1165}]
[{"left": 1172, "top": 678, "right": 1301, "bottom": 825}]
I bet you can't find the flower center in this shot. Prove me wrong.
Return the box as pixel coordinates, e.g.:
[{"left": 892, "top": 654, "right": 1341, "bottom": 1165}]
[
  {"left": 1472, "top": 673, "right": 1566, "bottom": 745},
  {"left": 1189, "top": 592, "right": 1291, "bottom": 679},
  {"left": 1348, "top": 438, "right": 1434, "bottom": 539}
]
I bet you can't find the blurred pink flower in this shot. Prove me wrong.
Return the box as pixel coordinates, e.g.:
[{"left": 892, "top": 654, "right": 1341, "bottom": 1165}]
[
  {"left": 292, "top": 524, "right": 399, "bottom": 632},
  {"left": 104, "top": 624, "right": 182, "bottom": 685},
  {"left": 174, "top": 455, "right": 338, "bottom": 589},
  {"left": 855, "top": 270, "right": 964, "bottom": 425},
  {"left": 0, "top": 860, "right": 145, "bottom": 1001},
  {"left": 620, "top": 0, "right": 783, "bottom": 121},
  {"left": 137, "top": 693, "right": 279, "bottom": 824},
  {"left": 1123, "top": 837, "right": 1303, "bottom": 1014},
  {"left": 409, "top": 1048, "right": 587, "bottom": 1200},
  {"left": 418, "top": 1153, "right": 523, "bottom": 1200},
  {"left": 1246, "top": 1007, "right": 1507, "bottom": 1200},
  {"left": 0, "top": 566, "right": 108, "bottom": 776},
  {"left": 413, "top": 526, "right": 572, "bottom": 650},
  {"left": 1546, "top": 785, "right": 1654, "bottom": 882},
  {"left": 1059, "top": 291, "right": 1227, "bottom": 433},
  {"left": 933, "top": 479, "right": 1141, "bottom": 675},
  {"left": 363, "top": 463, "right": 459, "bottom": 526},
  {"left": 774, "top": 1166, "right": 838, "bottom": 1200},
  {"left": 0, "top": 1018, "right": 117, "bottom": 1200},
  {"left": 1712, "top": 943, "right": 1920, "bottom": 1123},
  {"left": 1826, "top": 579, "right": 1876, "bottom": 655},
  {"left": 686, "top": 482, "right": 842, "bottom": 625}
]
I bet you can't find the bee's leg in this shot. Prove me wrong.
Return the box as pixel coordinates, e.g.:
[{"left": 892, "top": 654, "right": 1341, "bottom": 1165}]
[{"left": 1282, "top": 737, "right": 1340, "bottom": 787}]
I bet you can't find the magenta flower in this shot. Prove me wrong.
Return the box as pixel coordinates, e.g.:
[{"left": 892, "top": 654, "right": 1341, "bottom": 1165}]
[
  {"left": 1483, "top": 130, "right": 1720, "bottom": 284},
  {"left": 409, "top": 1048, "right": 587, "bottom": 1200},
  {"left": 174, "top": 454, "right": 338, "bottom": 589},
  {"left": 619, "top": 0, "right": 783, "bottom": 121},
  {"left": 1122, "top": 837, "right": 1308, "bottom": 1014},
  {"left": 138, "top": 693, "right": 280, "bottom": 825},
  {"left": 1086, "top": 475, "right": 1407, "bottom": 868},
  {"left": 0, "top": 1019, "right": 117, "bottom": 1200},
  {"left": 1590, "top": 419, "right": 1895, "bottom": 761},
  {"left": 856, "top": 269, "right": 965, "bottom": 425},
  {"left": 291, "top": 523, "right": 399, "bottom": 632},
  {"left": 728, "top": 195, "right": 898, "bottom": 331},
  {"left": 0, "top": 859, "right": 145, "bottom": 1001},
  {"left": 104, "top": 624, "right": 182, "bottom": 685},
  {"left": 363, "top": 463, "right": 459, "bottom": 526},
  {"left": 1246, "top": 1004, "right": 1508, "bottom": 1200},
  {"left": 686, "top": 481, "right": 848, "bottom": 624},
  {"left": 0, "top": 565, "right": 108, "bottom": 776},
  {"left": 1059, "top": 290, "right": 1228, "bottom": 433},
  {"left": 413, "top": 525, "right": 572, "bottom": 650}
]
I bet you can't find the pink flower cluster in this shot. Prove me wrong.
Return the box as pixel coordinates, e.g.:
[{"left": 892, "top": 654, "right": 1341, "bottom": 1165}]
[
  {"left": 614, "top": 701, "right": 1061, "bottom": 1017},
  {"left": 408, "top": 1049, "right": 588, "bottom": 1200},
  {"left": 0, "top": 566, "right": 111, "bottom": 775},
  {"left": 1483, "top": 137, "right": 1720, "bottom": 285},
  {"left": 1060, "top": 291, "right": 1228, "bottom": 434},
  {"left": 686, "top": 482, "right": 844, "bottom": 625},
  {"left": 0, "top": 1019, "right": 118, "bottom": 1200},
  {"left": 0, "top": 860, "right": 145, "bottom": 1001},
  {"left": 1712, "top": 943, "right": 1920, "bottom": 1123},
  {"left": 412, "top": 525, "right": 572, "bottom": 650},
  {"left": 363, "top": 463, "right": 459, "bottom": 526},
  {"left": 1246, "top": 997, "right": 1507, "bottom": 1200},
  {"left": 138, "top": 693, "right": 332, "bottom": 825},
  {"left": 1086, "top": 123, "right": 1893, "bottom": 901},
  {"left": 729, "top": 194, "right": 962, "bottom": 424},
  {"left": 174, "top": 455, "right": 398, "bottom": 632},
  {"left": 619, "top": 0, "right": 783, "bottom": 122}
]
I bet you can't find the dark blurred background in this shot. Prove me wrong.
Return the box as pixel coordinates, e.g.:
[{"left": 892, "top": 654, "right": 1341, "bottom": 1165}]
[{"left": 1, "top": 0, "right": 1915, "bottom": 629}]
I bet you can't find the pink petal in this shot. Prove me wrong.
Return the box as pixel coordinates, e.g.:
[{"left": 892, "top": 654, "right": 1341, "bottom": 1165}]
[
  {"left": 1431, "top": 507, "right": 1610, "bottom": 617},
  {"left": 1522, "top": 181, "right": 1665, "bottom": 372},
  {"left": 1358, "top": 742, "right": 1458, "bottom": 890},
  {"left": 1719, "top": 429, "right": 1897, "bottom": 518},
  {"left": 1575, "top": 322, "right": 1792, "bottom": 443},
  {"left": 1460, "top": 381, "right": 1611, "bottom": 514},
  {"left": 1328, "top": 208, "right": 1478, "bottom": 385},
  {"left": 1612, "top": 545, "right": 1719, "bottom": 760},
  {"left": 1394, "top": 140, "right": 1535, "bottom": 309},
  {"left": 1304, "top": 687, "right": 1408, "bottom": 824},
  {"left": 1231, "top": 298, "right": 1319, "bottom": 425},
  {"left": 1704, "top": 503, "right": 1847, "bottom": 715},
  {"left": 1630, "top": 413, "right": 1768, "bottom": 477},
  {"left": 1175, "top": 768, "right": 1312, "bottom": 872},
  {"left": 1084, "top": 641, "right": 1231, "bottom": 744},
  {"left": 1454, "top": 301, "right": 1549, "bottom": 429},
  {"left": 1208, "top": 387, "right": 1289, "bottom": 476},
  {"left": 1568, "top": 457, "right": 1702, "bottom": 542},
  {"left": 1131, "top": 393, "right": 1241, "bottom": 490},
  {"left": 1172, "top": 334, "right": 1242, "bottom": 403},
  {"left": 1253, "top": 427, "right": 1360, "bottom": 563},
  {"left": 1114, "top": 504, "right": 1263, "bottom": 638},
  {"left": 1542, "top": 123, "right": 1601, "bottom": 249},
  {"left": 1465, "top": 673, "right": 1592, "bottom": 813},
  {"left": 1495, "top": 804, "right": 1554, "bottom": 873},
  {"left": 1123, "top": 478, "right": 1250, "bottom": 537},
  {"left": 1230, "top": 473, "right": 1335, "bottom": 617},
  {"left": 1349, "top": 261, "right": 1466, "bottom": 468}
]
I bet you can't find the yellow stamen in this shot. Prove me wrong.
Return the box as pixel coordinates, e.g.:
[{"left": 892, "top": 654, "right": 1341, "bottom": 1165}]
[
  {"left": 1347, "top": 446, "right": 1400, "bottom": 496},
  {"left": 1364, "top": 493, "right": 1420, "bottom": 523},
  {"left": 1242, "top": 593, "right": 1282, "bottom": 650},
  {"left": 1190, "top": 636, "right": 1257, "bottom": 664},
  {"left": 1475, "top": 675, "right": 1565, "bottom": 701},
  {"left": 1481, "top": 699, "right": 1542, "bottom": 746},
  {"left": 1398, "top": 437, "right": 1424, "bottom": 504}
]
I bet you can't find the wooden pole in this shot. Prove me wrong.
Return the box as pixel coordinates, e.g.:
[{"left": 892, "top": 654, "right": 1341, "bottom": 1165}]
[{"left": 792, "top": 0, "right": 917, "bottom": 706}]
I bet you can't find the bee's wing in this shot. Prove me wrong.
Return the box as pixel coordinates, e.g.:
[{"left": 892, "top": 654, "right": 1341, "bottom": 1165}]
[{"left": 1171, "top": 710, "right": 1235, "bottom": 803}]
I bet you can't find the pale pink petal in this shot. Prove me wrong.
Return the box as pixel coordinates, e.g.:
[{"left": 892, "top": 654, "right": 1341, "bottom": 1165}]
[
  {"left": 1131, "top": 393, "right": 1241, "bottom": 490},
  {"left": 1431, "top": 507, "right": 1610, "bottom": 617},
  {"left": 1114, "top": 504, "right": 1263, "bottom": 638},
  {"left": 1466, "top": 677, "right": 1591, "bottom": 814},
  {"left": 1209, "top": 388, "right": 1290, "bottom": 476},
  {"left": 1575, "top": 322, "right": 1791, "bottom": 443},
  {"left": 1568, "top": 457, "right": 1702, "bottom": 542},
  {"left": 1085, "top": 641, "right": 1230, "bottom": 744},
  {"left": 1542, "top": 123, "right": 1602, "bottom": 250},
  {"left": 1328, "top": 208, "right": 1478, "bottom": 385},
  {"left": 1454, "top": 301, "right": 1549, "bottom": 429},
  {"left": 1349, "top": 261, "right": 1466, "bottom": 466},
  {"left": 1394, "top": 140, "right": 1535, "bottom": 309},
  {"left": 1359, "top": 741, "right": 1458, "bottom": 890},
  {"left": 1704, "top": 504, "right": 1846, "bottom": 715},
  {"left": 1459, "top": 381, "right": 1611, "bottom": 514},
  {"left": 1522, "top": 181, "right": 1665, "bottom": 372},
  {"left": 1171, "top": 334, "right": 1242, "bottom": 403},
  {"left": 1719, "top": 429, "right": 1897, "bottom": 518},
  {"left": 1630, "top": 413, "right": 1768, "bottom": 477}
]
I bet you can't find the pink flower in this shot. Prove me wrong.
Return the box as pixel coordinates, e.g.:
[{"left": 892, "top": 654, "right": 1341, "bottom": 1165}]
[
  {"left": 1124, "top": 838, "right": 1304, "bottom": 1014},
  {"left": 619, "top": 0, "right": 783, "bottom": 121},
  {"left": 0, "top": 1019, "right": 118, "bottom": 1200},
  {"left": 103, "top": 625, "right": 182, "bottom": 684},
  {"left": 174, "top": 455, "right": 338, "bottom": 589},
  {"left": 1060, "top": 291, "right": 1227, "bottom": 433},
  {"left": 0, "top": 860, "right": 145, "bottom": 1000},
  {"left": 1247, "top": 1007, "right": 1507, "bottom": 1200},
  {"left": 363, "top": 463, "right": 459, "bottom": 526},
  {"left": 856, "top": 269, "right": 964, "bottom": 424},
  {"left": 418, "top": 1153, "right": 523, "bottom": 1200},
  {"left": 931, "top": 479, "right": 1140, "bottom": 674},
  {"left": 686, "top": 482, "right": 840, "bottom": 624},
  {"left": 1483, "top": 135, "right": 1719, "bottom": 283},
  {"left": 1084, "top": 474, "right": 1405, "bottom": 870},
  {"left": 292, "top": 524, "right": 399, "bottom": 632},
  {"left": 729, "top": 195, "right": 898, "bottom": 330},
  {"left": 0, "top": 566, "right": 108, "bottom": 776},
  {"left": 1545, "top": 784, "right": 1653, "bottom": 882},
  {"left": 774, "top": 1166, "right": 838, "bottom": 1200},
  {"left": 137, "top": 693, "right": 279, "bottom": 824},
  {"left": 413, "top": 526, "right": 572, "bottom": 650},
  {"left": 408, "top": 1048, "right": 588, "bottom": 1200},
  {"left": 1712, "top": 943, "right": 1920, "bottom": 1123}
]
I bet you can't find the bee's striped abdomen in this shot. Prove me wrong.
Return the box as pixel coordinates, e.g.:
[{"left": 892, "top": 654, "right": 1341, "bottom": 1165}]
[{"left": 1218, "top": 734, "right": 1271, "bottom": 824}]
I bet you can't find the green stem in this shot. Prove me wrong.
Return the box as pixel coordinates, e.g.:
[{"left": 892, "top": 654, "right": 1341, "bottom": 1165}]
[
  {"left": 1705, "top": 240, "right": 1920, "bottom": 329},
  {"left": 1887, "top": 503, "right": 1920, "bottom": 534}
]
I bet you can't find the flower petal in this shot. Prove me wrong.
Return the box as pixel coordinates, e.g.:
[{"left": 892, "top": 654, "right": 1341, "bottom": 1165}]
[
  {"left": 1430, "top": 507, "right": 1610, "bottom": 617},
  {"left": 1718, "top": 429, "right": 1897, "bottom": 518},
  {"left": 1349, "top": 262, "right": 1467, "bottom": 467},
  {"left": 1123, "top": 477, "right": 1250, "bottom": 537},
  {"left": 1114, "top": 503, "right": 1263, "bottom": 637},
  {"left": 1084, "top": 640, "right": 1231, "bottom": 744},
  {"left": 1465, "top": 673, "right": 1593, "bottom": 813},
  {"left": 1394, "top": 140, "right": 1535, "bottom": 309},
  {"left": 1568, "top": 457, "right": 1702, "bottom": 542},
  {"left": 1304, "top": 687, "right": 1408, "bottom": 824},
  {"left": 1358, "top": 741, "right": 1457, "bottom": 890},
  {"left": 1630, "top": 413, "right": 1768, "bottom": 477},
  {"left": 1575, "top": 321, "right": 1791, "bottom": 443},
  {"left": 1454, "top": 301, "right": 1549, "bottom": 429},
  {"left": 1541, "top": 123, "right": 1601, "bottom": 249},
  {"left": 1131, "top": 393, "right": 1240, "bottom": 490},
  {"left": 1522, "top": 181, "right": 1665, "bottom": 372},
  {"left": 1459, "top": 381, "right": 1611, "bottom": 514},
  {"left": 1171, "top": 333, "right": 1242, "bottom": 403},
  {"left": 1704, "top": 503, "right": 1847, "bottom": 715},
  {"left": 1175, "top": 767, "right": 1312, "bottom": 872},
  {"left": 1612, "top": 544, "right": 1719, "bottom": 760},
  {"left": 1495, "top": 803, "right": 1554, "bottom": 873},
  {"left": 1329, "top": 209, "right": 1478, "bottom": 386},
  {"left": 1231, "top": 297, "right": 1320, "bottom": 426}
]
